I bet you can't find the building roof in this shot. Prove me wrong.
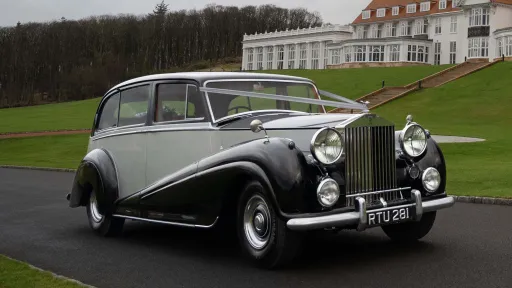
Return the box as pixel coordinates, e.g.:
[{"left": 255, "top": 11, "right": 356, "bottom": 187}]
[
  {"left": 493, "top": 0, "right": 512, "bottom": 5},
  {"left": 353, "top": 0, "right": 461, "bottom": 25}
]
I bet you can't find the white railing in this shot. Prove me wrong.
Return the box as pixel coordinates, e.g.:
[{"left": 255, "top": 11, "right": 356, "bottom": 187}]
[{"left": 243, "top": 24, "right": 352, "bottom": 41}]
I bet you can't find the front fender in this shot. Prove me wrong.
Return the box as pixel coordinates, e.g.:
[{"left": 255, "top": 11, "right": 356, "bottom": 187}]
[{"left": 69, "top": 148, "right": 119, "bottom": 215}]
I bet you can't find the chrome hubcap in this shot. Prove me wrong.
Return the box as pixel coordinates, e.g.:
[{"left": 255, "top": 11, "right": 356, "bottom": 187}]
[
  {"left": 243, "top": 195, "right": 271, "bottom": 250},
  {"left": 89, "top": 193, "right": 103, "bottom": 223}
]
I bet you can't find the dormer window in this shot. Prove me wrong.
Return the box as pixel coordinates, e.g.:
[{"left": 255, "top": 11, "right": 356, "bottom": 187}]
[
  {"left": 392, "top": 6, "right": 399, "bottom": 16},
  {"left": 439, "top": 0, "right": 447, "bottom": 9},
  {"left": 420, "top": 2, "right": 430, "bottom": 12},
  {"left": 452, "top": 0, "right": 458, "bottom": 8},
  {"left": 362, "top": 10, "right": 371, "bottom": 19},
  {"left": 377, "top": 8, "right": 386, "bottom": 17},
  {"left": 407, "top": 4, "right": 416, "bottom": 13}
]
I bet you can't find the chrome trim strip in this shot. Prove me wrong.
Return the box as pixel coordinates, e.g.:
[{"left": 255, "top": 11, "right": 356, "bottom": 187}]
[
  {"left": 286, "top": 196, "right": 455, "bottom": 232},
  {"left": 412, "top": 189, "right": 423, "bottom": 221},
  {"left": 112, "top": 214, "right": 219, "bottom": 229}
]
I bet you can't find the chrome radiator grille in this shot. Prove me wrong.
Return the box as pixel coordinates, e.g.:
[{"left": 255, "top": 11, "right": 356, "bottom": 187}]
[{"left": 344, "top": 125, "right": 398, "bottom": 206}]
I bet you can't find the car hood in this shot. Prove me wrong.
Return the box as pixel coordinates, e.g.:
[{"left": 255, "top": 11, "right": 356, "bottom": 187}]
[{"left": 219, "top": 113, "right": 359, "bottom": 130}]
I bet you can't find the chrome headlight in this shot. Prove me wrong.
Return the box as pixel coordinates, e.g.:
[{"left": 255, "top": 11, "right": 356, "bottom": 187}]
[
  {"left": 310, "top": 128, "right": 344, "bottom": 165},
  {"left": 317, "top": 178, "right": 340, "bottom": 207},
  {"left": 400, "top": 123, "right": 428, "bottom": 157},
  {"left": 422, "top": 167, "right": 441, "bottom": 193}
]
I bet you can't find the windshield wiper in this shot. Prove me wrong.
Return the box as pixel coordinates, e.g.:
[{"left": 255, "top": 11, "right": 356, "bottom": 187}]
[{"left": 216, "top": 114, "right": 253, "bottom": 126}]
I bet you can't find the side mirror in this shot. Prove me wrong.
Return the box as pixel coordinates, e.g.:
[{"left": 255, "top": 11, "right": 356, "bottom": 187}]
[
  {"left": 250, "top": 119, "right": 269, "bottom": 143},
  {"left": 250, "top": 119, "right": 263, "bottom": 133}
]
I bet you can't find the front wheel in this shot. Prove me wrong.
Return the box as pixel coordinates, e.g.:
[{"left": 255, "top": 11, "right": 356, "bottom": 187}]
[
  {"left": 237, "top": 181, "right": 303, "bottom": 269},
  {"left": 86, "top": 191, "right": 124, "bottom": 237},
  {"left": 381, "top": 211, "right": 437, "bottom": 242}
]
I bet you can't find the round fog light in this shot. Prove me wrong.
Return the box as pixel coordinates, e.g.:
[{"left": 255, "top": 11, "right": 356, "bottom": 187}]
[
  {"left": 422, "top": 167, "right": 441, "bottom": 193},
  {"left": 317, "top": 178, "right": 340, "bottom": 207}
]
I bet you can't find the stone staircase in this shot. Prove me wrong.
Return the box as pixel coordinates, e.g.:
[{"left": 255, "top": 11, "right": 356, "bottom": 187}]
[{"left": 329, "top": 59, "right": 502, "bottom": 113}]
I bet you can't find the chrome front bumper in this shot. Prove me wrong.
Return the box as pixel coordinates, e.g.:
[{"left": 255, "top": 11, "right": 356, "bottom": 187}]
[{"left": 287, "top": 190, "right": 455, "bottom": 232}]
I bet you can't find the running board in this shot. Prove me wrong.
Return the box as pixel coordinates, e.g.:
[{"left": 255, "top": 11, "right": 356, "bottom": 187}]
[{"left": 112, "top": 214, "right": 219, "bottom": 229}]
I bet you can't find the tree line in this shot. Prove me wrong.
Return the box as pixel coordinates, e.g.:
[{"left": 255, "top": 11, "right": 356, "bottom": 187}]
[{"left": 0, "top": 2, "right": 322, "bottom": 108}]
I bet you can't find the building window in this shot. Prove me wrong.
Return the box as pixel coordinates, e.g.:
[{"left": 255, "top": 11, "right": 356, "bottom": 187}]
[
  {"left": 299, "top": 44, "right": 307, "bottom": 69},
  {"left": 439, "top": 0, "right": 447, "bottom": 9},
  {"left": 468, "top": 37, "right": 489, "bottom": 58},
  {"left": 369, "top": 45, "right": 385, "bottom": 62},
  {"left": 416, "top": 19, "right": 427, "bottom": 35},
  {"left": 450, "top": 16, "right": 457, "bottom": 33},
  {"left": 401, "top": 21, "right": 408, "bottom": 36},
  {"left": 389, "top": 44, "right": 400, "bottom": 61},
  {"left": 363, "top": 26, "right": 369, "bottom": 39},
  {"left": 267, "top": 46, "right": 274, "bottom": 69},
  {"left": 420, "top": 2, "right": 430, "bottom": 12},
  {"left": 344, "top": 46, "right": 352, "bottom": 62},
  {"left": 408, "top": 44, "right": 429, "bottom": 63},
  {"left": 256, "top": 47, "right": 263, "bottom": 70},
  {"left": 407, "top": 4, "right": 416, "bottom": 13},
  {"left": 371, "top": 25, "right": 380, "bottom": 38},
  {"left": 469, "top": 8, "right": 490, "bottom": 27},
  {"left": 324, "top": 43, "right": 329, "bottom": 68},
  {"left": 392, "top": 6, "right": 399, "bottom": 16},
  {"left": 435, "top": 18, "right": 442, "bottom": 35},
  {"left": 434, "top": 42, "right": 441, "bottom": 65},
  {"left": 247, "top": 48, "right": 254, "bottom": 70},
  {"left": 311, "top": 43, "right": 320, "bottom": 69},
  {"left": 288, "top": 45, "right": 296, "bottom": 69},
  {"left": 355, "top": 45, "right": 367, "bottom": 62},
  {"left": 507, "top": 36, "right": 512, "bottom": 56},
  {"left": 332, "top": 49, "right": 341, "bottom": 64},
  {"left": 453, "top": 0, "right": 458, "bottom": 7},
  {"left": 362, "top": 10, "right": 371, "bottom": 19},
  {"left": 450, "top": 41, "right": 457, "bottom": 64},
  {"left": 390, "top": 22, "right": 398, "bottom": 37},
  {"left": 377, "top": 8, "right": 386, "bottom": 17},
  {"left": 277, "top": 46, "right": 284, "bottom": 70}
]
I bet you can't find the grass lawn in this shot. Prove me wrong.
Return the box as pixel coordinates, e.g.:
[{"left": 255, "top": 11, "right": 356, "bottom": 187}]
[
  {"left": 0, "top": 98, "right": 100, "bottom": 134},
  {"left": 0, "top": 134, "right": 88, "bottom": 169},
  {"left": 263, "top": 65, "right": 452, "bottom": 99},
  {"left": 0, "top": 255, "right": 86, "bottom": 288},
  {"left": 374, "top": 61, "right": 512, "bottom": 198},
  {"left": 0, "top": 65, "right": 451, "bottom": 134}
]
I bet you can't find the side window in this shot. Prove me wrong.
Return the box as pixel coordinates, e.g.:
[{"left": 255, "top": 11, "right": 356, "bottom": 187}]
[
  {"left": 97, "top": 93, "right": 120, "bottom": 131},
  {"left": 118, "top": 85, "right": 150, "bottom": 127},
  {"left": 155, "top": 84, "right": 203, "bottom": 122}
]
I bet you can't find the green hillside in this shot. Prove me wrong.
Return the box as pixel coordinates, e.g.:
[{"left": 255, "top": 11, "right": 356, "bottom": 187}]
[
  {"left": 0, "top": 65, "right": 450, "bottom": 134},
  {"left": 374, "top": 61, "right": 512, "bottom": 198}
]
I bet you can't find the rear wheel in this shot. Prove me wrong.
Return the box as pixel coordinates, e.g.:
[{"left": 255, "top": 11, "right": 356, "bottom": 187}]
[
  {"left": 237, "top": 181, "right": 303, "bottom": 269},
  {"left": 86, "top": 191, "right": 124, "bottom": 237},
  {"left": 381, "top": 211, "right": 436, "bottom": 242}
]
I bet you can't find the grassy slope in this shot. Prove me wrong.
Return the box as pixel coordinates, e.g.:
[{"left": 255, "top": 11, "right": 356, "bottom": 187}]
[
  {"left": 0, "top": 255, "right": 86, "bottom": 288},
  {"left": 0, "top": 65, "right": 450, "bottom": 134},
  {"left": 374, "top": 62, "right": 512, "bottom": 198},
  {"left": 263, "top": 65, "right": 452, "bottom": 99}
]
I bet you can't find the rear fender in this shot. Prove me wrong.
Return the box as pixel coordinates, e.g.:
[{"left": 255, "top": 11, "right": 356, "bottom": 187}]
[{"left": 69, "top": 149, "right": 119, "bottom": 215}]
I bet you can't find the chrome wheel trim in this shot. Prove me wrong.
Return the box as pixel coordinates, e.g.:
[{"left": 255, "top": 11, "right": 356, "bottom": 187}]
[
  {"left": 243, "top": 195, "right": 271, "bottom": 250},
  {"left": 89, "top": 193, "right": 104, "bottom": 223}
]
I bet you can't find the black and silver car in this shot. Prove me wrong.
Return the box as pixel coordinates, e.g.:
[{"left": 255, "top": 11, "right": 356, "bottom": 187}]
[{"left": 68, "top": 72, "right": 455, "bottom": 268}]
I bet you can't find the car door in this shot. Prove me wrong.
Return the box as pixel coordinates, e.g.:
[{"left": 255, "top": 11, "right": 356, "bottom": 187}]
[
  {"left": 141, "top": 81, "right": 214, "bottom": 220},
  {"left": 89, "top": 83, "right": 151, "bottom": 200}
]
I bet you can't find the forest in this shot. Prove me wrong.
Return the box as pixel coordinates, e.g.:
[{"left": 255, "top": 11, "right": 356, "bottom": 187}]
[{"left": 0, "top": 2, "right": 322, "bottom": 108}]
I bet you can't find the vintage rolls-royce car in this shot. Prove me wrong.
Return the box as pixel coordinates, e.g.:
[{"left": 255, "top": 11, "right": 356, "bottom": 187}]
[{"left": 68, "top": 72, "right": 454, "bottom": 268}]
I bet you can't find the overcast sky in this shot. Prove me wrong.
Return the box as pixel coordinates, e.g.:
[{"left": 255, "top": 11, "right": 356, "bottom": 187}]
[{"left": 0, "top": 0, "right": 368, "bottom": 27}]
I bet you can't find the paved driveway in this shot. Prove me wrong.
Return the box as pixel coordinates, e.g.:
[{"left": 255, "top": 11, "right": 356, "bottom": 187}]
[{"left": 0, "top": 168, "right": 511, "bottom": 288}]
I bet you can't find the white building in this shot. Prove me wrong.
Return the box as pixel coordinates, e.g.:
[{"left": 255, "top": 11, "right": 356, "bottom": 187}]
[{"left": 241, "top": 0, "right": 512, "bottom": 70}]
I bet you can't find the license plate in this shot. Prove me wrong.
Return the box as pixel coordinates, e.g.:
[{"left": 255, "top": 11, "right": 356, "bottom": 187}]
[{"left": 367, "top": 206, "right": 415, "bottom": 227}]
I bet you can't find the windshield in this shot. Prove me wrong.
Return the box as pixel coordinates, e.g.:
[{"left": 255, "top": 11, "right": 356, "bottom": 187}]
[{"left": 205, "top": 80, "right": 325, "bottom": 122}]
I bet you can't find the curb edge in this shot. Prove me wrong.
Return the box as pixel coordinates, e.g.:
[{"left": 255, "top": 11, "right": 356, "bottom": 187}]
[{"left": 1, "top": 166, "right": 511, "bottom": 206}]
